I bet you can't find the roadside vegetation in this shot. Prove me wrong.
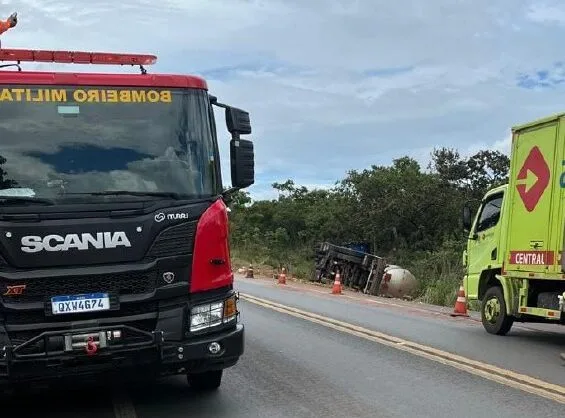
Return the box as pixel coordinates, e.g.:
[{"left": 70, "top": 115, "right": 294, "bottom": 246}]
[{"left": 227, "top": 147, "right": 509, "bottom": 308}]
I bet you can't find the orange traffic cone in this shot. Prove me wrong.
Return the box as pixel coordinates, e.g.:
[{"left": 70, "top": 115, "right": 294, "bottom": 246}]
[
  {"left": 246, "top": 264, "right": 254, "bottom": 279},
  {"left": 332, "top": 272, "right": 342, "bottom": 295},
  {"left": 450, "top": 284, "right": 469, "bottom": 317},
  {"left": 278, "top": 268, "right": 287, "bottom": 285}
]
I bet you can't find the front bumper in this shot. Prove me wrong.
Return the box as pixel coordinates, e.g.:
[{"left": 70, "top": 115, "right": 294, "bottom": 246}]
[{"left": 0, "top": 322, "right": 244, "bottom": 385}]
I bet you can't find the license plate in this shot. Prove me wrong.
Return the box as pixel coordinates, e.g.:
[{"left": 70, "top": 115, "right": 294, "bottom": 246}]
[{"left": 51, "top": 293, "right": 110, "bottom": 315}]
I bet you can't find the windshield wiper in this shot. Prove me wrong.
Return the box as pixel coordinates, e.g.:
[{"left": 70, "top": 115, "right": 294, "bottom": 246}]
[
  {"left": 71, "top": 191, "right": 185, "bottom": 200},
  {"left": 0, "top": 196, "right": 55, "bottom": 206}
]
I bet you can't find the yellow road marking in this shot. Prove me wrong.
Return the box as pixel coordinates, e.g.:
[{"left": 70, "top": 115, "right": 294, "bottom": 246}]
[{"left": 240, "top": 292, "right": 565, "bottom": 404}]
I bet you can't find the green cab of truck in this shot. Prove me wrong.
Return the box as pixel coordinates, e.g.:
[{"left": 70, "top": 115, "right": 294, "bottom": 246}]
[{"left": 462, "top": 113, "right": 565, "bottom": 335}]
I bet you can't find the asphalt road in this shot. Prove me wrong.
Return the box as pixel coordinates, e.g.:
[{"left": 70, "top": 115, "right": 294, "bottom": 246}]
[
  {"left": 3, "top": 276, "right": 565, "bottom": 417},
  {"left": 236, "top": 276, "right": 565, "bottom": 387}
]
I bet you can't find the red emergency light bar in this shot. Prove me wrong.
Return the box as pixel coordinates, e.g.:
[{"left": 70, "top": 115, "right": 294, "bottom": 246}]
[{"left": 0, "top": 48, "right": 157, "bottom": 65}]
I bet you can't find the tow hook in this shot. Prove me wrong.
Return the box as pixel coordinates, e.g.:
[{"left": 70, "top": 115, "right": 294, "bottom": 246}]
[
  {"left": 85, "top": 336, "right": 98, "bottom": 356},
  {"left": 65, "top": 330, "right": 122, "bottom": 353}
]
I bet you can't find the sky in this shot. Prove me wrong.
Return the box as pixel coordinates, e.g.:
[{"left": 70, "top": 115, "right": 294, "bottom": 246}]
[{"left": 1, "top": 0, "right": 565, "bottom": 200}]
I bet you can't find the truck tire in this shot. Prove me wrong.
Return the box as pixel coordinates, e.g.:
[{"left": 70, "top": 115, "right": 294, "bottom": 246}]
[
  {"left": 481, "top": 286, "right": 514, "bottom": 335},
  {"left": 187, "top": 370, "right": 223, "bottom": 391}
]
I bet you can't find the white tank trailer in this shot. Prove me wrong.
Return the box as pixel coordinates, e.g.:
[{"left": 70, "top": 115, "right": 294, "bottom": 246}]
[{"left": 379, "top": 265, "right": 418, "bottom": 299}]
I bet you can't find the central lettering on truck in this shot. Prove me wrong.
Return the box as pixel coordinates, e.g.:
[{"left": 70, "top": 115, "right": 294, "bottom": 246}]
[
  {"left": 509, "top": 250, "right": 554, "bottom": 265},
  {"left": 20, "top": 232, "right": 132, "bottom": 253}
]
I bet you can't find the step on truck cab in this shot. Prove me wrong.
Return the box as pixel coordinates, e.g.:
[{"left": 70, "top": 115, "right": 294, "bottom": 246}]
[
  {"left": 0, "top": 48, "right": 255, "bottom": 390},
  {"left": 462, "top": 113, "right": 565, "bottom": 335}
]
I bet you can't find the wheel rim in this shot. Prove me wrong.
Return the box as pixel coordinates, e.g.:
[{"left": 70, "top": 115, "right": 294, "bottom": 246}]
[{"left": 484, "top": 297, "right": 501, "bottom": 324}]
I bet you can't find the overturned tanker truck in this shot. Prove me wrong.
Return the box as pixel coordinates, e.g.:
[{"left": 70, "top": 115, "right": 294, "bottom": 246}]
[
  {"left": 312, "top": 242, "right": 387, "bottom": 295},
  {"left": 312, "top": 242, "right": 418, "bottom": 299}
]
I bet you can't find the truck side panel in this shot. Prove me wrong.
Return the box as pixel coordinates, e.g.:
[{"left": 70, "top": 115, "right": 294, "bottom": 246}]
[
  {"left": 505, "top": 120, "right": 559, "bottom": 274},
  {"left": 550, "top": 117, "right": 565, "bottom": 276}
]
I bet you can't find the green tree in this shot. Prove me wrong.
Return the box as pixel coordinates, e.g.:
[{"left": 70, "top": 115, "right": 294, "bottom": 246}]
[{"left": 228, "top": 146, "right": 510, "bottom": 306}]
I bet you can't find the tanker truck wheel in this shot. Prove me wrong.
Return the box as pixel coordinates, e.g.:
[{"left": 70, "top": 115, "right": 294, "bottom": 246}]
[{"left": 481, "top": 286, "right": 514, "bottom": 335}]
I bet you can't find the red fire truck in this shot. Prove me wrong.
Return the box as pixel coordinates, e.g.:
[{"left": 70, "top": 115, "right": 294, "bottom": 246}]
[{"left": 0, "top": 48, "right": 254, "bottom": 390}]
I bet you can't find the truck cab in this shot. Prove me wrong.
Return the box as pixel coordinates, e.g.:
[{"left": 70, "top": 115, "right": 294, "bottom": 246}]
[
  {"left": 463, "top": 184, "right": 507, "bottom": 300},
  {"left": 462, "top": 184, "right": 512, "bottom": 333},
  {"left": 0, "top": 48, "right": 254, "bottom": 391}
]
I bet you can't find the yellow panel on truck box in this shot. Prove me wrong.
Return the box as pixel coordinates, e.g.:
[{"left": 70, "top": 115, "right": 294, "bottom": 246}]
[{"left": 504, "top": 114, "right": 564, "bottom": 275}]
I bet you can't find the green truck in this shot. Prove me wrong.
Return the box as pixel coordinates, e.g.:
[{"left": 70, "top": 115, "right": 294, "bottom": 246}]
[{"left": 462, "top": 113, "right": 565, "bottom": 335}]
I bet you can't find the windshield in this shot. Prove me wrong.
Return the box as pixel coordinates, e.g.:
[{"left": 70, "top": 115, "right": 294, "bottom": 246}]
[{"left": 0, "top": 85, "right": 219, "bottom": 203}]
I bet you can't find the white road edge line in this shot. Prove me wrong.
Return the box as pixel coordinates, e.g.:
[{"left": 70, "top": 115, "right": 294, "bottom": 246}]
[{"left": 240, "top": 292, "right": 565, "bottom": 405}]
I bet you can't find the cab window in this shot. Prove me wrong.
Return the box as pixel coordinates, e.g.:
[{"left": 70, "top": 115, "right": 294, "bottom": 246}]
[{"left": 475, "top": 193, "right": 503, "bottom": 233}]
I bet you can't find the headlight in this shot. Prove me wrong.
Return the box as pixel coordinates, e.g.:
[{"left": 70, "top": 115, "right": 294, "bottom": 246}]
[{"left": 190, "top": 295, "right": 238, "bottom": 332}]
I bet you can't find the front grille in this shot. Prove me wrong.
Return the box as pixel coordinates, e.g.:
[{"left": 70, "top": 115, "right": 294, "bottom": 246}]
[
  {"left": 0, "top": 271, "right": 158, "bottom": 304},
  {"left": 147, "top": 221, "right": 196, "bottom": 258}
]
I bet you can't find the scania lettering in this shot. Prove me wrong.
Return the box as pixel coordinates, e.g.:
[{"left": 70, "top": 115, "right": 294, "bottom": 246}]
[
  {"left": 462, "top": 113, "right": 565, "bottom": 337},
  {"left": 20, "top": 232, "right": 132, "bottom": 252},
  {"left": 0, "top": 48, "right": 254, "bottom": 391}
]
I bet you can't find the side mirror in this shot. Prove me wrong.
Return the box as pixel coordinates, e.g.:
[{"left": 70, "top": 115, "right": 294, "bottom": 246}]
[
  {"left": 226, "top": 107, "right": 251, "bottom": 136},
  {"left": 230, "top": 139, "right": 255, "bottom": 189},
  {"left": 462, "top": 205, "right": 472, "bottom": 231}
]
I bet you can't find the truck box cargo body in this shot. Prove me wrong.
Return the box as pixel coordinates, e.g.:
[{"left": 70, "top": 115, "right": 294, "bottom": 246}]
[
  {"left": 0, "top": 49, "right": 255, "bottom": 390},
  {"left": 463, "top": 113, "right": 565, "bottom": 335}
]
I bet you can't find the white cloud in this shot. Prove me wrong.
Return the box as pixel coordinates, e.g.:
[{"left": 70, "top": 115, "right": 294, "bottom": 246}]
[
  {"left": 0, "top": 0, "right": 562, "bottom": 200},
  {"left": 526, "top": 2, "right": 565, "bottom": 24}
]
